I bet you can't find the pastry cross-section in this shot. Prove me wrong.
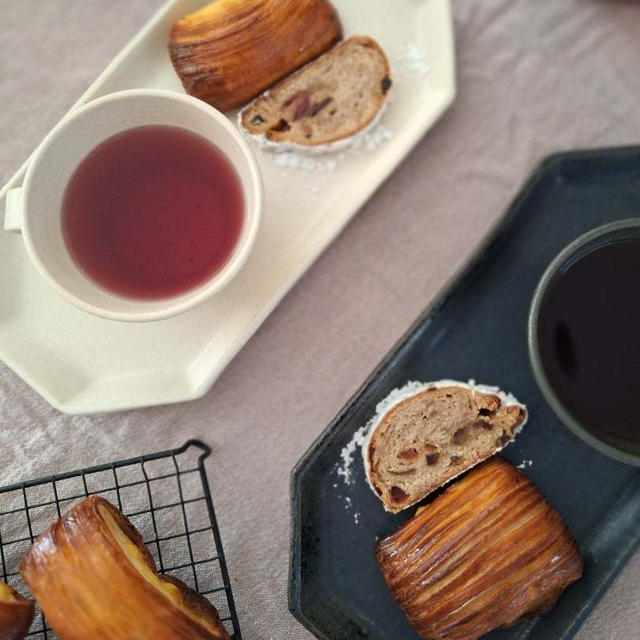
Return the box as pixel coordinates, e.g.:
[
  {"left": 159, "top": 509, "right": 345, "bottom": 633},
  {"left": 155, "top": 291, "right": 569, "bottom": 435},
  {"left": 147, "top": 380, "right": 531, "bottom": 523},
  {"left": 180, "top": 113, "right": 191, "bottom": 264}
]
[
  {"left": 240, "top": 35, "right": 391, "bottom": 147},
  {"left": 364, "top": 380, "right": 527, "bottom": 512}
]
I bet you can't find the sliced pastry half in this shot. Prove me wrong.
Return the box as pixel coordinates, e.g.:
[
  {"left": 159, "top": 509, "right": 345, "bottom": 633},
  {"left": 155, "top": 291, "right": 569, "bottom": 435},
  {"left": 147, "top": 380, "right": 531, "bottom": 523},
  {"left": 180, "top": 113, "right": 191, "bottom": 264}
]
[
  {"left": 21, "top": 496, "right": 229, "bottom": 640},
  {"left": 240, "top": 35, "right": 391, "bottom": 150},
  {"left": 364, "top": 380, "right": 527, "bottom": 512}
]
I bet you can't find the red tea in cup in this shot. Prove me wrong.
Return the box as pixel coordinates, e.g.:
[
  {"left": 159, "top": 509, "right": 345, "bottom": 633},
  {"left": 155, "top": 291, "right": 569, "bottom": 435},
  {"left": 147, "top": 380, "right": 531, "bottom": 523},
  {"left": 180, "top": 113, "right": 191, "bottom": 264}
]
[{"left": 62, "top": 125, "right": 244, "bottom": 299}]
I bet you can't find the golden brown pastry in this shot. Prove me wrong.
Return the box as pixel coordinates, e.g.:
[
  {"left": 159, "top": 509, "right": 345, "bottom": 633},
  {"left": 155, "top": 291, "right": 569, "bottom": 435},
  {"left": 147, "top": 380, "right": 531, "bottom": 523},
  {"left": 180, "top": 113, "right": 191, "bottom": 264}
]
[
  {"left": 168, "top": 0, "right": 342, "bottom": 111},
  {"left": 376, "top": 458, "right": 583, "bottom": 640},
  {"left": 0, "top": 581, "right": 34, "bottom": 640},
  {"left": 21, "top": 496, "right": 229, "bottom": 640}
]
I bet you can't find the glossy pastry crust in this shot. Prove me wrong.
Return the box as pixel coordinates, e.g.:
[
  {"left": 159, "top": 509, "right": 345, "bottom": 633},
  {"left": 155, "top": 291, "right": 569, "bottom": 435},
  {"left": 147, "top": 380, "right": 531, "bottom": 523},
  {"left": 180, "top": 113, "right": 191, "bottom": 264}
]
[
  {"left": 0, "top": 582, "right": 34, "bottom": 640},
  {"left": 376, "top": 458, "right": 583, "bottom": 640},
  {"left": 168, "top": 0, "right": 342, "bottom": 111},
  {"left": 21, "top": 496, "right": 229, "bottom": 640}
]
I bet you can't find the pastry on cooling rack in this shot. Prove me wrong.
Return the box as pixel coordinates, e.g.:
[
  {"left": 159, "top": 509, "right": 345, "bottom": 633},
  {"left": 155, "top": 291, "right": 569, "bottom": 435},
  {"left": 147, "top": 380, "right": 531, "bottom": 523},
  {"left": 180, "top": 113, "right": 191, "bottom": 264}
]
[
  {"left": 363, "top": 380, "right": 527, "bottom": 512},
  {"left": 0, "top": 582, "right": 34, "bottom": 640},
  {"left": 376, "top": 458, "right": 583, "bottom": 640},
  {"left": 169, "top": 0, "right": 342, "bottom": 111},
  {"left": 21, "top": 496, "right": 229, "bottom": 640}
]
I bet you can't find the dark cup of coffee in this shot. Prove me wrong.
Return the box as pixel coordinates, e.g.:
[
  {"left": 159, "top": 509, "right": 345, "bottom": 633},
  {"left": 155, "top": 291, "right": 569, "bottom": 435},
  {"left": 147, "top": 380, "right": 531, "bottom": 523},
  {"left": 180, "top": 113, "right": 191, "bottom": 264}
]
[{"left": 528, "top": 218, "right": 640, "bottom": 466}]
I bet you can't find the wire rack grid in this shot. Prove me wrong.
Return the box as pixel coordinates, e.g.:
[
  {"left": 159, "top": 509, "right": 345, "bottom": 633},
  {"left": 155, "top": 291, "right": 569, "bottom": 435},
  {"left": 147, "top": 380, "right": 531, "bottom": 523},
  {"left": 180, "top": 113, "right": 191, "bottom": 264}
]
[{"left": 0, "top": 439, "right": 241, "bottom": 639}]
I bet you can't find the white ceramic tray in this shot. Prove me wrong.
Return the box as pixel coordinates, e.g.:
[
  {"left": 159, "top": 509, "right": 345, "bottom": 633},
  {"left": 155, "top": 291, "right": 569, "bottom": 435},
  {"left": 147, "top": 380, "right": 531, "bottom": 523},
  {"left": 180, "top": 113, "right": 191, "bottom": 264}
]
[{"left": 0, "top": 0, "right": 455, "bottom": 414}]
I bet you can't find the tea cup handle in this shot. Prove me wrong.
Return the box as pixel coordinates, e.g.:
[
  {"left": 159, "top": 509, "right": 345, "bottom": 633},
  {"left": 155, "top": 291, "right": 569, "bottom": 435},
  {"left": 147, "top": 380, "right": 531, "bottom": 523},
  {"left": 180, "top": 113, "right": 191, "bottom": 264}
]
[{"left": 4, "top": 188, "right": 23, "bottom": 234}]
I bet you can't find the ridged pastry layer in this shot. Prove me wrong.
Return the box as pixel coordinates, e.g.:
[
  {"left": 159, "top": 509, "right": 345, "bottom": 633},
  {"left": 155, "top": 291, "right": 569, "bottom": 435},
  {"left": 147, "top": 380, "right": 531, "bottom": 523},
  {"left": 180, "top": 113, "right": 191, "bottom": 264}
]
[
  {"left": 169, "top": 0, "right": 342, "bottom": 111},
  {"left": 21, "top": 496, "right": 229, "bottom": 640},
  {"left": 376, "top": 458, "right": 582, "bottom": 640}
]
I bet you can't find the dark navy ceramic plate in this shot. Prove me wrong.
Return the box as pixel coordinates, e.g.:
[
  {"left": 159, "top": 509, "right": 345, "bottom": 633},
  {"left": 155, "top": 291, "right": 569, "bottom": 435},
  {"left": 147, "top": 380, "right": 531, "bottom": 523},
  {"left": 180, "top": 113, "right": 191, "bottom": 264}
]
[{"left": 290, "top": 147, "right": 640, "bottom": 640}]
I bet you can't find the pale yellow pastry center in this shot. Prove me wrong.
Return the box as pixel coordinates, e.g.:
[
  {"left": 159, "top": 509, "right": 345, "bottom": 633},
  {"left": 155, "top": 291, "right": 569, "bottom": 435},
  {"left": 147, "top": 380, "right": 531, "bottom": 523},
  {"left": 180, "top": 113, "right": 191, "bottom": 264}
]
[
  {"left": 0, "top": 581, "right": 18, "bottom": 602},
  {"left": 98, "top": 505, "right": 219, "bottom": 635}
]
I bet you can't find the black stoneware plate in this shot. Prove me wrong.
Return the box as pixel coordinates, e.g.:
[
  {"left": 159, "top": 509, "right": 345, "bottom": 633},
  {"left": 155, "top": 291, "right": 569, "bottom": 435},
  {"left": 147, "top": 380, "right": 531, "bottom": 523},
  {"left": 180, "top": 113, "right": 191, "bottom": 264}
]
[{"left": 290, "top": 147, "right": 640, "bottom": 640}]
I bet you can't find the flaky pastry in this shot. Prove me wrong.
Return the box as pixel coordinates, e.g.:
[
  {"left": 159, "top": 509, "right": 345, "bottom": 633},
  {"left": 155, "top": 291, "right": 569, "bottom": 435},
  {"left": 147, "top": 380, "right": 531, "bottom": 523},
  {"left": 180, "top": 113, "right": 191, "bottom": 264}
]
[
  {"left": 169, "top": 0, "right": 342, "bottom": 111},
  {"left": 376, "top": 458, "right": 582, "bottom": 640},
  {"left": 21, "top": 496, "right": 229, "bottom": 640}
]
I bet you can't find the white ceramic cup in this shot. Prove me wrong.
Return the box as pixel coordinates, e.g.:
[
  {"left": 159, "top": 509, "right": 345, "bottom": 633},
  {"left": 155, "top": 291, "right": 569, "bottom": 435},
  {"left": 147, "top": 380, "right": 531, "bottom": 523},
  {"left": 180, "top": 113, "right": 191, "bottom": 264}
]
[{"left": 3, "top": 89, "right": 262, "bottom": 322}]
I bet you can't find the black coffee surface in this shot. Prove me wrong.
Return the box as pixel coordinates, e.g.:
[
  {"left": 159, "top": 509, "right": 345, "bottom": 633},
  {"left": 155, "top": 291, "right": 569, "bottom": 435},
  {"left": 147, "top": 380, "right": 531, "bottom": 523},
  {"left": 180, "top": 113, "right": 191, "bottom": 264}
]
[{"left": 537, "top": 238, "right": 640, "bottom": 445}]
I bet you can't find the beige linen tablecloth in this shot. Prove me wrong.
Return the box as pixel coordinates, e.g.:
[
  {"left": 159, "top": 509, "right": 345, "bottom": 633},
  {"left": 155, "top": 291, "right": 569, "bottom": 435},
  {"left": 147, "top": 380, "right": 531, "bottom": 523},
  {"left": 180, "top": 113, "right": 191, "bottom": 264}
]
[{"left": 1, "top": 1, "right": 639, "bottom": 638}]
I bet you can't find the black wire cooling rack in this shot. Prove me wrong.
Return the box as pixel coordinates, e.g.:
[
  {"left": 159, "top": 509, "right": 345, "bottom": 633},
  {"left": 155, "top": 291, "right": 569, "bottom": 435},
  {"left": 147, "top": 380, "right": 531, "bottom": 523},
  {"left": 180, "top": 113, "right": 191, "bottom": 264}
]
[{"left": 0, "top": 439, "right": 241, "bottom": 639}]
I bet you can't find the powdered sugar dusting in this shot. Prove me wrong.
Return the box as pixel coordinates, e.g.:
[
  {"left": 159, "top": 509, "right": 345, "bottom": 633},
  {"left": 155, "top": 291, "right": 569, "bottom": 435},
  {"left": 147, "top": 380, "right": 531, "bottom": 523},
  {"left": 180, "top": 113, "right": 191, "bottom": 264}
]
[
  {"left": 275, "top": 151, "right": 338, "bottom": 172},
  {"left": 517, "top": 459, "right": 534, "bottom": 470},
  {"left": 334, "top": 489, "right": 361, "bottom": 525},
  {"left": 336, "top": 424, "right": 369, "bottom": 485},
  {"left": 335, "top": 382, "right": 428, "bottom": 488},
  {"left": 270, "top": 122, "right": 393, "bottom": 172},
  {"left": 352, "top": 124, "right": 393, "bottom": 151},
  {"left": 397, "top": 43, "right": 430, "bottom": 75}
]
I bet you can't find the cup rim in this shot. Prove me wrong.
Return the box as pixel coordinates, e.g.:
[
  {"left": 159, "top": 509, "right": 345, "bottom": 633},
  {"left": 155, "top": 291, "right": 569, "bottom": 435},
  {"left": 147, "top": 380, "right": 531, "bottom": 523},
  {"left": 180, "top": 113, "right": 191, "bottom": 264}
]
[
  {"left": 20, "top": 88, "right": 263, "bottom": 323},
  {"left": 528, "top": 217, "right": 640, "bottom": 466}
]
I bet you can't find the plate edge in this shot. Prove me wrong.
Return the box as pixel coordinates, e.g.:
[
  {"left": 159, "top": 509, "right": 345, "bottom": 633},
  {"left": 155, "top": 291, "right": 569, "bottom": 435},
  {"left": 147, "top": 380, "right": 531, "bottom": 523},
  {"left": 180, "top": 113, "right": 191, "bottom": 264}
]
[{"left": 286, "top": 145, "right": 640, "bottom": 637}]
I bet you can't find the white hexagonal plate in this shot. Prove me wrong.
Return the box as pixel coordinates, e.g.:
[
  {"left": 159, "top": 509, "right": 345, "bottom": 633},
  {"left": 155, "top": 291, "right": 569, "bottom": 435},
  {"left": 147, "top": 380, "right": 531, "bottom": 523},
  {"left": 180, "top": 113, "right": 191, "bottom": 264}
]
[{"left": 0, "top": 0, "right": 455, "bottom": 413}]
